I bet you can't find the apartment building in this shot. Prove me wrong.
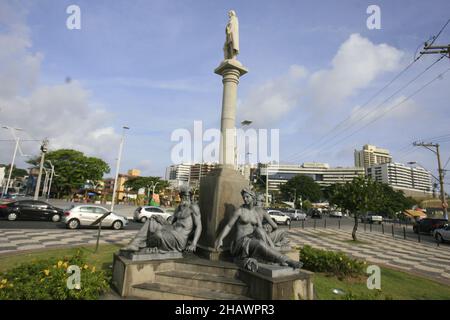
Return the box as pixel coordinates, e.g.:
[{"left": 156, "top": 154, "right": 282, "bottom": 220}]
[
  {"left": 354, "top": 144, "right": 392, "bottom": 169},
  {"left": 366, "top": 162, "right": 433, "bottom": 198}
]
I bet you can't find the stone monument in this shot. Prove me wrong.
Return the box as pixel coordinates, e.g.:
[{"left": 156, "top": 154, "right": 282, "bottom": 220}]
[
  {"left": 112, "top": 11, "right": 314, "bottom": 300},
  {"left": 196, "top": 10, "right": 250, "bottom": 260}
]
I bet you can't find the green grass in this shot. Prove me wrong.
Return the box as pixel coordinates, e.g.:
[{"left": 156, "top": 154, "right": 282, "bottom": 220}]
[
  {"left": 314, "top": 267, "right": 450, "bottom": 300},
  {"left": 1, "top": 245, "right": 450, "bottom": 300},
  {"left": 343, "top": 240, "right": 371, "bottom": 246},
  {"left": 0, "top": 244, "right": 122, "bottom": 273}
]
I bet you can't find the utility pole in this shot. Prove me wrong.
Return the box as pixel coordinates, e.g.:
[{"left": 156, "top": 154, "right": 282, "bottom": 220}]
[
  {"left": 413, "top": 142, "right": 448, "bottom": 219},
  {"left": 34, "top": 139, "right": 49, "bottom": 200},
  {"left": 111, "top": 126, "right": 129, "bottom": 212},
  {"left": 1, "top": 126, "right": 22, "bottom": 197},
  {"left": 46, "top": 160, "right": 55, "bottom": 200},
  {"left": 420, "top": 43, "right": 450, "bottom": 58},
  {"left": 265, "top": 163, "right": 269, "bottom": 207}
]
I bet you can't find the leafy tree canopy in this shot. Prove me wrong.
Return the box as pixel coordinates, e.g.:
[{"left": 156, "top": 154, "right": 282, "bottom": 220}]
[
  {"left": 0, "top": 164, "right": 28, "bottom": 178},
  {"left": 280, "top": 174, "right": 323, "bottom": 203},
  {"left": 124, "top": 176, "right": 169, "bottom": 194},
  {"left": 27, "top": 149, "right": 110, "bottom": 196}
]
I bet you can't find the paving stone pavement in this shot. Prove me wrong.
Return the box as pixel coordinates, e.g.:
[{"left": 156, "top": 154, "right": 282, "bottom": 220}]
[
  {"left": 0, "top": 229, "right": 136, "bottom": 254},
  {"left": 286, "top": 228, "right": 450, "bottom": 285},
  {"left": 0, "top": 227, "right": 449, "bottom": 285}
]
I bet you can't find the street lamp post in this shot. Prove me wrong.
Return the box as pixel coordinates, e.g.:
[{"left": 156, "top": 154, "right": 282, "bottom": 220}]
[
  {"left": 46, "top": 160, "right": 55, "bottom": 200},
  {"left": 34, "top": 139, "right": 49, "bottom": 200},
  {"left": 234, "top": 120, "right": 252, "bottom": 171},
  {"left": 1, "top": 127, "right": 22, "bottom": 197},
  {"left": 110, "top": 126, "right": 129, "bottom": 212}
]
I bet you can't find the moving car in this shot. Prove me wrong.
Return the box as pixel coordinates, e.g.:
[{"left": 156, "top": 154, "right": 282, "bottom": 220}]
[
  {"left": 413, "top": 218, "right": 448, "bottom": 234},
  {"left": 63, "top": 205, "right": 128, "bottom": 230},
  {"left": 329, "top": 211, "right": 343, "bottom": 218},
  {"left": 433, "top": 224, "right": 450, "bottom": 243},
  {"left": 360, "top": 212, "right": 383, "bottom": 224},
  {"left": 309, "top": 208, "right": 322, "bottom": 219},
  {"left": 0, "top": 200, "right": 64, "bottom": 222},
  {"left": 283, "top": 209, "right": 307, "bottom": 221},
  {"left": 133, "top": 206, "right": 172, "bottom": 223},
  {"left": 267, "top": 210, "right": 291, "bottom": 226}
]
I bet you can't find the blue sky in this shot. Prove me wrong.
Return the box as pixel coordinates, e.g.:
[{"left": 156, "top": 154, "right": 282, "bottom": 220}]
[{"left": 1, "top": 0, "right": 450, "bottom": 183}]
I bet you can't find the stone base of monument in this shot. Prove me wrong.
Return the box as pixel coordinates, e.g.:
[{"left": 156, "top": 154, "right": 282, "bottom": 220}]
[{"left": 112, "top": 253, "right": 314, "bottom": 300}]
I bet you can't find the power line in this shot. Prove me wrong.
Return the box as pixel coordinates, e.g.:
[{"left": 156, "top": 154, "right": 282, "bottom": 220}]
[
  {"left": 287, "top": 55, "right": 447, "bottom": 163},
  {"left": 283, "top": 19, "right": 450, "bottom": 163},
  {"left": 324, "top": 67, "right": 450, "bottom": 152}
]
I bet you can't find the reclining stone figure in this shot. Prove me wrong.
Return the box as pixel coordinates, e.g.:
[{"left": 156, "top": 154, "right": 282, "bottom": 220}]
[
  {"left": 122, "top": 186, "right": 202, "bottom": 254},
  {"left": 214, "top": 187, "right": 302, "bottom": 270}
]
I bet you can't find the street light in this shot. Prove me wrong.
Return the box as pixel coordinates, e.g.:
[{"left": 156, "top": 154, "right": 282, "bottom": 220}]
[
  {"left": 46, "top": 160, "right": 55, "bottom": 200},
  {"left": 235, "top": 120, "right": 252, "bottom": 170},
  {"left": 110, "top": 126, "right": 130, "bottom": 212},
  {"left": 1, "top": 126, "right": 23, "bottom": 197}
]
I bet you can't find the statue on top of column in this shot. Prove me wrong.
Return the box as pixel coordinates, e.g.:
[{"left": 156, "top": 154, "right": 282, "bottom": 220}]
[{"left": 223, "top": 10, "right": 239, "bottom": 60}]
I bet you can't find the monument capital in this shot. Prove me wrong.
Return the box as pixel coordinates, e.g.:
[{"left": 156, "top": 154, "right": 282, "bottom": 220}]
[{"left": 214, "top": 59, "right": 248, "bottom": 77}]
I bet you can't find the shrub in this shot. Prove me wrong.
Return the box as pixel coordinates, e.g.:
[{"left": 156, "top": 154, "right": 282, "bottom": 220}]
[
  {"left": 300, "top": 245, "right": 366, "bottom": 278},
  {"left": 0, "top": 250, "right": 109, "bottom": 300}
]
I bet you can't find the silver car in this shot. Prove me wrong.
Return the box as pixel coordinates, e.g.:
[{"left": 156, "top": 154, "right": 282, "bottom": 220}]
[
  {"left": 63, "top": 205, "right": 128, "bottom": 230},
  {"left": 433, "top": 224, "right": 450, "bottom": 243},
  {"left": 133, "top": 206, "right": 172, "bottom": 223}
]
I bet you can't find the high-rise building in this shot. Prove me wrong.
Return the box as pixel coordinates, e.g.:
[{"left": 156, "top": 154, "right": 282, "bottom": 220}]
[
  {"left": 366, "top": 162, "right": 432, "bottom": 199},
  {"left": 354, "top": 144, "right": 392, "bottom": 169},
  {"left": 258, "top": 162, "right": 365, "bottom": 192},
  {"left": 165, "top": 163, "right": 219, "bottom": 188}
]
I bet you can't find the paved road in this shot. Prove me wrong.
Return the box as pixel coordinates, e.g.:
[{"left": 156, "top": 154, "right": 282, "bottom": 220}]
[
  {"left": 0, "top": 215, "right": 446, "bottom": 246},
  {"left": 288, "top": 217, "right": 446, "bottom": 246}
]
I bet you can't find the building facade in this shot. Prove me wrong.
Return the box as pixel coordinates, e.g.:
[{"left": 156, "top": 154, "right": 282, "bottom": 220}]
[
  {"left": 258, "top": 162, "right": 365, "bottom": 192},
  {"left": 103, "top": 168, "right": 141, "bottom": 201},
  {"left": 354, "top": 144, "right": 392, "bottom": 169},
  {"left": 165, "top": 163, "right": 219, "bottom": 188},
  {"left": 366, "top": 162, "right": 433, "bottom": 199}
]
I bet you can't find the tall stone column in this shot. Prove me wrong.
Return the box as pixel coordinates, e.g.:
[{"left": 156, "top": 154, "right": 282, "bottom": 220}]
[
  {"left": 215, "top": 59, "right": 248, "bottom": 167},
  {"left": 197, "top": 59, "right": 249, "bottom": 260}
]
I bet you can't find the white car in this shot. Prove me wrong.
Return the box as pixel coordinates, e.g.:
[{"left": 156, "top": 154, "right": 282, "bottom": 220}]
[
  {"left": 433, "top": 224, "right": 450, "bottom": 243},
  {"left": 63, "top": 205, "right": 128, "bottom": 230},
  {"left": 284, "top": 209, "right": 307, "bottom": 221},
  {"left": 267, "top": 210, "right": 291, "bottom": 226},
  {"left": 133, "top": 206, "right": 172, "bottom": 223},
  {"left": 329, "top": 211, "right": 343, "bottom": 218}
]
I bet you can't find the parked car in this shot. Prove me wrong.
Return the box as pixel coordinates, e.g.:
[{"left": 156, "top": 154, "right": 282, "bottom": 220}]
[
  {"left": 433, "top": 224, "right": 450, "bottom": 243},
  {"left": 329, "top": 211, "right": 343, "bottom": 218},
  {"left": 133, "top": 206, "right": 172, "bottom": 223},
  {"left": 0, "top": 200, "right": 64, "bottom": 222},
  {"left": 267, "top": 210, "right": 291, "bottom": 226},
  {"left": 63, "top": 205, "right": 128, "bottom": 230},
  {"left": 283, "top": 209, "right": 307, "bottom": 221},
  {"left": 360, "top": 212, "right": 383, "bottom": 224},
  {"left": 413, "top": 218, "right": 448, "bottom": 234},
  {"left": 309, "top": 209, "right": 322, "bottom": 219}
]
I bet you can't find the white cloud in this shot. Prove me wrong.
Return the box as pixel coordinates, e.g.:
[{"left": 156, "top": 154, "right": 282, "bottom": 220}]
[
  {"left": 0, "top": 3, "right": 120, "bottom": 167},
  {"left": 239, "top": 33, "right": 404, "bottom": 127},
  {"left": 238, "top": 65, "right": 308, "bottom": 127},
  {"left": 309, "top": 33, "right": 404, "bottom": 108}
]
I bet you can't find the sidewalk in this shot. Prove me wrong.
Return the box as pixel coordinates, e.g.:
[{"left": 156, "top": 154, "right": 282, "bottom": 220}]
[{"left": 287, "top": 228, "right": 450, "bottom": 285}]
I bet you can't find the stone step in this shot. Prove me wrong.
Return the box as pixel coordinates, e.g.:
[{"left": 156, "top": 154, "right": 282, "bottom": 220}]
[
  {"left": 174, "top": 258, "right": 240, "bottom": 278},
  {"left": 132, "top": 282, "right": 252, "bottom": 300},
  {"left": 155, "top": 270, "right": 248, "bottom": 296}
]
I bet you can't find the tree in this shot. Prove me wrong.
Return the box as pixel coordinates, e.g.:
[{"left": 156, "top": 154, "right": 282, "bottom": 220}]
[
  {"left": 329, "top": 176, "right": 416, "bottom": 241},
  {"left": 0, "top": 164, "right": 28, "bottom": 179},
  {"left": 124, "top": 176, "right": 169, "bottom": 197},
  {"left": 27, "top": 149, "right": 110, "bottom": 198},
  {"left": 280, "top": 175, "right": 322, "bottom": 205},
  {"left": 329, "top": 176, "right": 379, "bottom": 241}
]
